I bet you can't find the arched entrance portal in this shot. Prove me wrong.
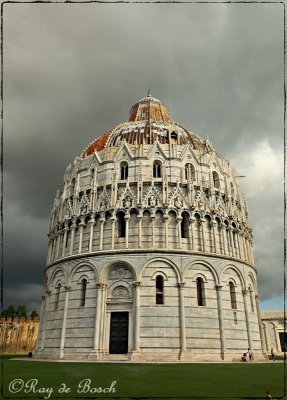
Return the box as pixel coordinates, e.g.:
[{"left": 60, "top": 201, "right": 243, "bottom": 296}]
[{"left": 106, "top": 265, "right": 135, "bottom": 355}]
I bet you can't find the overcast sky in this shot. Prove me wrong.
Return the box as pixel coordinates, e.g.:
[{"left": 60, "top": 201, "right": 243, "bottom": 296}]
[{"left": 3, "top": 2, "right": 284, "bottom": 313}]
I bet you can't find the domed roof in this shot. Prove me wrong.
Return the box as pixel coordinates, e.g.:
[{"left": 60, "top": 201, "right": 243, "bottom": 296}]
[{"left": 82, "top": 93, "right": 205, "bottom": 157}]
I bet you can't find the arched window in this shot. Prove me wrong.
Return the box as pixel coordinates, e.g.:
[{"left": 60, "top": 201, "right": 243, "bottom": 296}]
[
  {"left": 54, "top": 283, "right": 61, "bottom": 311},
  {"left": 153, "top": 161, "right": 162, "bottom": 178},
  {"left": 229, "top": 281, "right": 237, "bottom": 309},
  {"left": 249, "top": 287, "right": 254, "bottom": 312},
  {"left": 181, "top": 212, "right": 189, "bottom": 238},
  {"left": 233, "top": 311, "right": 238, "bottom": 324},
  {"left": 80, "top": 279, "right": 87, "bottom": 306},
  {"left": 170, "top": 131, "right": 177, "bottom": 144},
  {"left": 117, "top": 211, "right": 126, "bottom": 238},
  {"left": 156, "top": 275, "right": 164, "bottom": 304},
  {"left": 196, "top": 277, "right": 206, "bottom": 306},
  {"left": 185, "top": 163, "right": 195, "bottom": 181},
  {"left": 212, "top": 171, "right": 220, "bottom": 189},
  {"left": 120, "top": 162, "right": 128, "bottom": 180}
]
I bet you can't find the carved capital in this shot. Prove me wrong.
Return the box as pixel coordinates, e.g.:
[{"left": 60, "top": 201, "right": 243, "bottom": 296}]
[
  {"left": 178, "top": 282, "right": 185, "bottom": 288},
  {"left": 242, "top": 289, "right": 248, "bottom": 296},
  {"left": 64, "top": 285, "right": 71, "bottom": 291},
  {"left": 133, "top": 281, "right": 141, "bottom": 288},
  {"left": 96, "top": 283, "right": 107, "bottom": 289},
  {"left": 215, "top": 285, "right": 223, "bottom": 291}
]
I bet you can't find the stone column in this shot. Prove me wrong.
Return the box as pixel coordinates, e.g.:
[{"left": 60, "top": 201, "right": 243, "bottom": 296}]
[
  {"left": 59, "top": 285, "right": 71, "bottom": 359},
  {"left": 47, "top": 238, "right": 52, "bottom": 263},
  {"left": 212, "top": 220, "right": 217, "bottom": 253},
  {"left": 88, "top": 217, "right": 95, "bottom": 252},
  {"left": 255, "top": 294, "right": 267, "bottom": 354},
  {"left": 90, "top": 283, "right": 105, "bottom": 359},
  {"left": 237, "top": 231, "right": 242, "bottom": 259},
  {"left": 110, "top": 216, "right": 116, "bottom": 250},
  {"left": 242, "top": 234, "right": 248, "bottom": 262},
  {"left": 133, "top": 281, "right": 141, "bottom": 353},
  {"left": 99, "top": 284, "right": 107, "bottom": 355},
  {"left": 262, "top": 323, "right": 269, "bottom": 352},
  {"left": 125, "top": 214, "right": 130, "bottom": 249},
  {"left": 150, "top": 212, "right": 155, "bottom": 248},
  {"left": 250, "top": 239, "right": 255, "bottom": 265},
  {"left": 228, "top": 227, "right": 235, "bottom": 257},
  {"left": 137, "top": 213, "right": 143, "bottom": 248},
  {"left": 273, "top": 323, "right": 280, "bottom": 352},
  {"left": 189, "top": 217, "right": 195, "bottom": 251},
  {"left": 99, "top": 217, "right": 105, "bottom": 251},
  {"left": 178, "top": 282, "right": 187, "bottom": 358},
  {"left": 242, "top": 289, "right": 253, "bottom": 351},
  {"left": 221, "top": 225, "right": 227, "bottom": 255},
  {"left": 56, "top": 231, "right": 61, "bottom": 259},
  {"left": 78, "top": 221, "right": 85, "bottom": 254},
  {"left": 200, "top": 218, "right": 206, "bottom": 252},
  {"left": 62, "top": 225, "right": 69, "bottom": 258},
  {"left": 69, "top": 222, "right": 77, "bottom": 256},
  {"left": 177, "top": 216, "right": 183, "bottom": 249},
  {"left": 164, "top": 213, "right": 169, "bottom": 248},
  {"left": 245, "top": 237, "right": 251, "bottom": 263},
  {"left": 39, "top": 290, "right": 51, "bottom": 351},
  {"left": 216, "top": 285, "right": 225, "bottom": 360}
]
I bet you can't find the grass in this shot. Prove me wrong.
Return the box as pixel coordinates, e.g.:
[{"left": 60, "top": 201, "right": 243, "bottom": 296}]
[{"left": 0, "top": 358, "right": 285, "bottom": 400}]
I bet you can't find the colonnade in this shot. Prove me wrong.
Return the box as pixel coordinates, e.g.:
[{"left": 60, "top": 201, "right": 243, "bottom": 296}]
[{"left": 47, "top": 210, "right": 254, "bottom": 266}]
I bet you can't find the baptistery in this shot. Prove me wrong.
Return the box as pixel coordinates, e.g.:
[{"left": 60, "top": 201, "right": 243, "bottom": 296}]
[{"left": 36, "top": 93, "right": 265, "bottom": 361}]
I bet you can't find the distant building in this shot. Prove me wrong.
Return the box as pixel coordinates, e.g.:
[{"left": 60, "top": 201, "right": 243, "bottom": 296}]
[
  {"left": 261, "top": 310, "right": 286, "bottom": 353},
  {"left": 0, "top": 317, "right": 38, "bottom": 353},
  {"left": 35, "top": 94, "right": 266, "bottom": 361}
]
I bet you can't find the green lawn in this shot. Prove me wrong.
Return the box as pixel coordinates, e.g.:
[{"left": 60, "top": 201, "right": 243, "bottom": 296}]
[{"left": 1, "top": 358, "right": 285, "bottom": 400}]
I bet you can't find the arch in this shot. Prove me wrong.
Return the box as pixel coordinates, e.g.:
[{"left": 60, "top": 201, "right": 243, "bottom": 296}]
[
  {"left": 48, "top": 267, "right": 66, "bottom": 288},
  {"left": 183, "top": 260, "right": 219, "bottom": 285},
  {"left": 100, "top": 260, "right": 137, "bottom": 282},
  {"left": 69, "top": 261, "right": 98, "bottom": 284},
  {"left": 192, "top": 272, "right": 208, "bottom": 283},
  {"left": 108, "top": 280, "right": 132, "bottom": 299},
  {"left": 151, "top": 270, "right": 168, "bottom": 281},
  {"left": 185, "top": 163, "right": 196, "bottom": 181},
  {"left": 220, "top": 264, "right": 245, "bottom": 288},
  {"left": 139, "top": 257, "right": 181, "bottom": 282},
  {"left": 153, "top": 160, "right": 162, "bottom": 178},
  {"left": 247, "top": 272, "right": 257, "bottom": 291},
  {"left": 212, "top": 171, "right": 220, "bottom": 189},
  {"left": 120, "top": 161, "right": 129, "bottom": 180}
]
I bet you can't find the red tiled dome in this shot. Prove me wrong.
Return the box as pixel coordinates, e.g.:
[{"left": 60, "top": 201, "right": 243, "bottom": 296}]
[{"left": 82, "top": 95, "right": 205, "bottom": 157}]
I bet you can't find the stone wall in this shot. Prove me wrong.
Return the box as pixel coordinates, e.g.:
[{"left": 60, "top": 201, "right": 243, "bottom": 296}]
[
  {"left": 261, "top": 310, "right": 286, "bottom": 354},
  {"left": 0, "top": 317, "right": 39, "bottom": 353}
]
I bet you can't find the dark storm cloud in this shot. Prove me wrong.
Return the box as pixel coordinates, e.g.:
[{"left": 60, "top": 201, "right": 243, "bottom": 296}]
[{"left": 3, "top": 2, "right": 284, "bottom": 312}]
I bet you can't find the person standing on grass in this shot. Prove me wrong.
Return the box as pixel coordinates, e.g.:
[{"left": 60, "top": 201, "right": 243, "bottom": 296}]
[{"left": 271, "top": 348, "right": 275, "bottom": 361}]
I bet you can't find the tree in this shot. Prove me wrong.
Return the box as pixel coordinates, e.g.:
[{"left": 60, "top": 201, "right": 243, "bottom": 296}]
[
  {"left": 1, "top": 305, "right": 16, "bottom": 317},
  {"left": 16, "top": 305, "right": 28, "bottom": 317},
  {"left": 30, "top": 310, "right": 38, "bottom": 318}
]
